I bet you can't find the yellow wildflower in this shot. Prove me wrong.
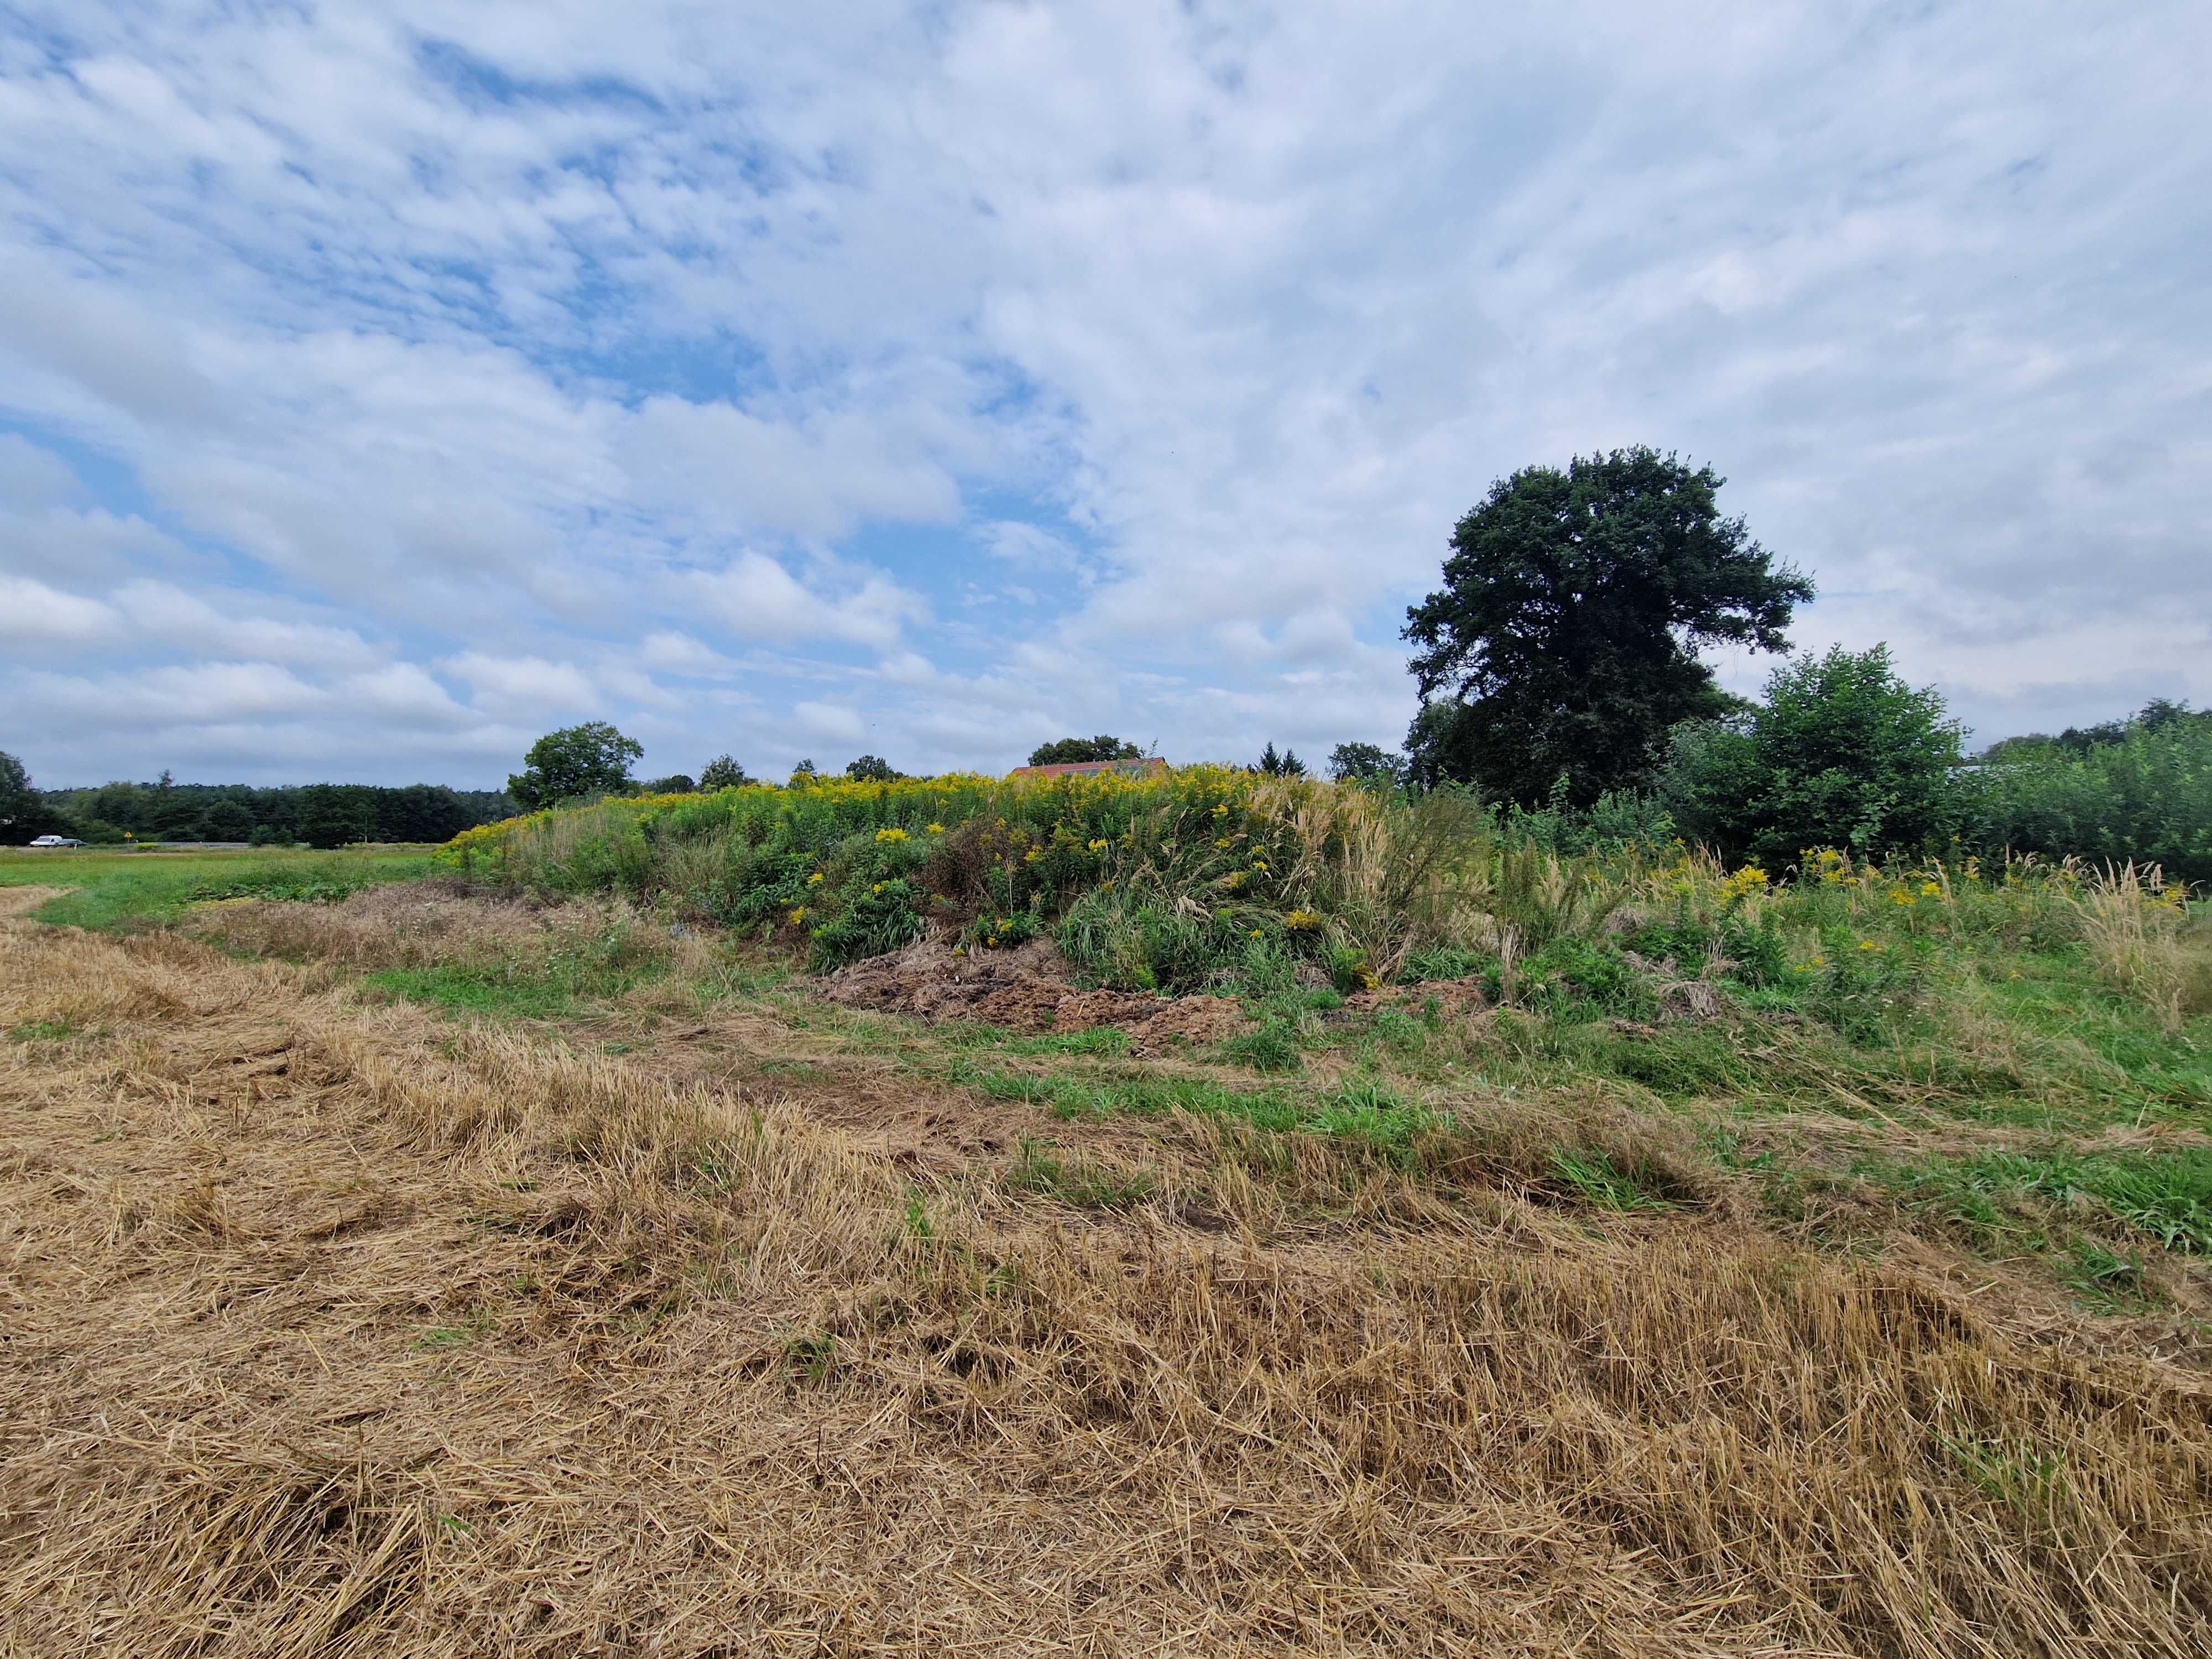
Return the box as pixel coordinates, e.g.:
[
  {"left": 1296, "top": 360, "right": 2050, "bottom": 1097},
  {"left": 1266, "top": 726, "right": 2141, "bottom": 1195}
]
[
  {"left": 1720, "top": 865, "right": 1768, "bottom": 901},
  {"left": 926, "top": 822, "right": 945, "bottom": 834},
  {"left": 808, "top": 871, "right": 824, "bottom": 884},
  {"left": 787, "top": 906, "right": 808, "bottom": 925},
  {"left": 874, "top": 827, "right": 909, "bottom": 843}
]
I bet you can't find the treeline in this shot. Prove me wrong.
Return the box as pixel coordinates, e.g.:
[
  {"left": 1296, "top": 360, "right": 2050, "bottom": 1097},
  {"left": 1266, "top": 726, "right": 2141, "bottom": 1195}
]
[
  {"left": 1325, "top": 675, "right": 2212, "bottom": 885},
  {"left": 14, "top": 775, "right": 517, "bottom": 847}
]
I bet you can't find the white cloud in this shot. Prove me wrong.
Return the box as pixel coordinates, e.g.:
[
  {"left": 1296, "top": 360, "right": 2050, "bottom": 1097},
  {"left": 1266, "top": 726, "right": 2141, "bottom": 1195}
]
[
  {"left": 340, "top": 662, "right": 476, "bottom": 727},
  {"left": 792, "top": 700, "right": 867, "bottom": 745},
  {"left": 0, "top": 1, "right": 2204, "bottom": 785},
  {"left": 133, "top": 661, "right": 328, "bottom": 722},
  {"left": 638, "top": 631, "right": 741, "bottom": 677},
  {"left": 439, "top": 651, "right": 598, "bottom": 717},
  {"left": 110, "top": 581, "right": 382, "bottom": 669},
  {"left": 0, "top": 575, "right": 116, "bottom": 644},
  {"left": 686, "top": 552, "right": 928, "bottom": 650}
]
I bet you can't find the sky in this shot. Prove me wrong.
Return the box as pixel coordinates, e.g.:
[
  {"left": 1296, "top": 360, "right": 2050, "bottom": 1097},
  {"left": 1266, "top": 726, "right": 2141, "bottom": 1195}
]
[{"left": 2, "top": 2, "right": 2207, "bottom": 789}]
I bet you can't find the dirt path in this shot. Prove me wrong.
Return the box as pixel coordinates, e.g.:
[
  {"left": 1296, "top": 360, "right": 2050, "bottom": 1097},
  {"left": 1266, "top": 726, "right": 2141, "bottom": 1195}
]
[{"left": 4, "top": 912, "right": 2211, "bottom": 1656}]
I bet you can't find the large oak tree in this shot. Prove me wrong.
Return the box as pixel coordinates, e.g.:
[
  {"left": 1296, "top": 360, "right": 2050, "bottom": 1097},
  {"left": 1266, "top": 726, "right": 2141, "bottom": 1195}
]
[{"left": 1402, "top": 447, "right": 1812, "bottom": 804}]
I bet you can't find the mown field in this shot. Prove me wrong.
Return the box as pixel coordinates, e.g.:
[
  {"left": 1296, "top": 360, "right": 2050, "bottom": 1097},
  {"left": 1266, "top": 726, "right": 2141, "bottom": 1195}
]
[{"left": 4, "top": 781, "right": 2210, "bottom": 1656}]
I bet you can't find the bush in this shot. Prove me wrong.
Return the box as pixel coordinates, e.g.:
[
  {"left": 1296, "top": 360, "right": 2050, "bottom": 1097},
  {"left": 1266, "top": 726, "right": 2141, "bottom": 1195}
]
[
  {"left": 1662, "top": 644, "right": 1964, "bottom": 865},
  {"left": 1974, "top": 714, "right": 2212, "bottom": 884}
]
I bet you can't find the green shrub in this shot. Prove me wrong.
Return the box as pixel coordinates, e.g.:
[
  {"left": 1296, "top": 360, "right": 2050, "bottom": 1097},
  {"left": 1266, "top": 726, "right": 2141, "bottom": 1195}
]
[
  {"left": 1975, "top": 717, "right": 2212, "bottom": 884},
  {"left": 1661, "top": 644, "right": 1965, "bottom": 864}
]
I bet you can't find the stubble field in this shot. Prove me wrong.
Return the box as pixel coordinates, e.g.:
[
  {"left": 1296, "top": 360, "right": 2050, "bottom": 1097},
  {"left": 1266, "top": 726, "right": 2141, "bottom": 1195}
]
[{"left": 3, "top": 848, "right": 2211, "bottom": 1656}]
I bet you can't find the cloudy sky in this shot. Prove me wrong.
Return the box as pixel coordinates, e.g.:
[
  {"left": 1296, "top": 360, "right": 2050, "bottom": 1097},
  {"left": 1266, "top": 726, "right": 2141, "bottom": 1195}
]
[{"left": 2, "top": 2, "right": 2206, "bottom": 787}]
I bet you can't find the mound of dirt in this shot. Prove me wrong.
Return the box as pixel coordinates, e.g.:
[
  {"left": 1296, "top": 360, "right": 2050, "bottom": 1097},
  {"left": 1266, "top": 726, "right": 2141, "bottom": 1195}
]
[{"left": 821, "top": 935, "right": 1247, "bottom": 1049}]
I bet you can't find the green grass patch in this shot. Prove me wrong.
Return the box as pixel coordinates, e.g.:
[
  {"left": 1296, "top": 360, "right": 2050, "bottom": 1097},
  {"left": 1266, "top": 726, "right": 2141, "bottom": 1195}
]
[
  {"left": 364, "top": 951, "right": 669, "bottom": 1020},
  {"left": 1, "top": 847, "right": 433, "bottom": 931},
  {"left": 940, "top": 1022, "right": 1133, "bottom": 1058},
  {"left": 1546, "top": 1149, "right": 1678, "bottom": 1212},
  {"left": 1865, "top": 1144, "right": 2212, "bottom": 1255},
  {"left": 953, "top": 1059, "right": 1444, "bottom": 1161},
  {"left": 8, "top": 1018, "right": 79, "bottom": 1042}
]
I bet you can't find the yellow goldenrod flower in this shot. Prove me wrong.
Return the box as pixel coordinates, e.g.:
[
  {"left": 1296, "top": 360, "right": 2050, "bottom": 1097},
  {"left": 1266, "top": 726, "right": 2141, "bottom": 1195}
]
[
  {"left": 787, "top": 906, "right": 808, "bottom": 925},
  {"left": 808, "top": 872, "right": 824, "bottom": 884},
  {"left": 874, "top": 827, "right": 909, "bottom": 843}
]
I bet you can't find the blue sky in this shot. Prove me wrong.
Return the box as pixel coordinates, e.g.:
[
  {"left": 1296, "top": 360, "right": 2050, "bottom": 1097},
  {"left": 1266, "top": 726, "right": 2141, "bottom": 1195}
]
[{"left": 2, "top": 2, "right": 2207, "bottom": 787}]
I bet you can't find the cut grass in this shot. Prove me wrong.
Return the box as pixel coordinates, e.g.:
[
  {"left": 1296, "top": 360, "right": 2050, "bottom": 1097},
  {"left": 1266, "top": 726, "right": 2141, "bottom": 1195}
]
[
  {"left": 10, "top": 910, "right": 2212, "bottom": 1655},
  {"left": 1004, "top": 1137, "right": 1156, "bottom": 1211}
]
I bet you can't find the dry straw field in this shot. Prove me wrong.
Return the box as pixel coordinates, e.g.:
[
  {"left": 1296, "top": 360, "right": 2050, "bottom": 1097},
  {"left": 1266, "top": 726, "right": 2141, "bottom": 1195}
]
[{"left": 4, "top": 866, "right": 2212, "bottom": 1656}]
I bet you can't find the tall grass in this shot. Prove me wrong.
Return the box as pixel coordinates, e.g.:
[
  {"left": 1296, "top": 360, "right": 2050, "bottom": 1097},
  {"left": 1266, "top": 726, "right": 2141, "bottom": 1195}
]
[
  {"left": 442, "top": 774, "right": 2198, "bottom": 1047},
  {"left": 2074, "top": 862, "right": 2190, "bottom": 1034}
]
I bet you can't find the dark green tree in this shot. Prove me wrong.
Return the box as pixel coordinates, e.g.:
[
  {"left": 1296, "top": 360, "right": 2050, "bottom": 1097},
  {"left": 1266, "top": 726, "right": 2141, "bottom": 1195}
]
[
  {"left": 202, "top": 800, "right": 254, "bottom": 842},
  {"left": 1660, "top": 644, "right": 1963, "bottom": 863},
  {"left": 298, "top": 784, "right": 379, "bottom": 849},
  {"left": 643, "top": 774, "right": 697, "bottom": 795},
  {"left": 1253, "top": 742, "right": 1306, "bottom": 778},
  {"left": 843, "top": 755, "right": 902, "bottom": 782},
  {"left": 1403, "top": 447, "right": 1813, "bottom": 805},
  {"left": 1327, "top": 742, "right": 1404, "bottom": 789},
  {"left": 1027, "top": 735, "right": 1142, "bottom": 766},
  {"left": 698, "top": 755, "right": 751, "bottom": 791},
  {"left": 374, "top": 784, "right": 471, "bottom": 843},
  {"left": 507, "top": 722, "right": 643, "bottom": 810},
  {"left": 0, "top": 750, "right": 33, "bottom": 837}
]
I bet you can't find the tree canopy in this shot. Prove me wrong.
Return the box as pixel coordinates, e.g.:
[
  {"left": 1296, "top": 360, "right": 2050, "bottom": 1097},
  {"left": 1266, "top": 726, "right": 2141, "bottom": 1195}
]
[
  {"left": 1027, "top": 735, "right": 1142, "bottom": 766},
  {"left": 1403, "top": 447, "right": 1813, "bottom": 805},
  {"left": 843, "top": 755, "right": 902, "bottom": 782},
  {"left": 0, "top": 751, "right": 32, "bottom": 834},
  {"left": 507, "top": 722, "right": 642, "bottom": 811},
  {"left": 1327, "top": 742, "right": 1404, "bottom": 790},
  {"left": 1660, "top": 644, "right": 1963, "bottom": 863},
  {"left": 698, "top": 755, "right": 751, "bottom": 791}
]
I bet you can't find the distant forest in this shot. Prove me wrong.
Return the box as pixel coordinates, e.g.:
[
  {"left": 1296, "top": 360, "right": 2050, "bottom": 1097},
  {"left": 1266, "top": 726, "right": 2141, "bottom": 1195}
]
[{"left": 23, "top": 777, "right": 517, "bottom": 848}]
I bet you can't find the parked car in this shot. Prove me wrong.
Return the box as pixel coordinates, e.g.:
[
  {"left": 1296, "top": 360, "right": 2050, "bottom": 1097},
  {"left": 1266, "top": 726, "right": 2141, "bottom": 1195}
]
[{"left": 27, "top": 834, "right": 86, "bottom": 847}]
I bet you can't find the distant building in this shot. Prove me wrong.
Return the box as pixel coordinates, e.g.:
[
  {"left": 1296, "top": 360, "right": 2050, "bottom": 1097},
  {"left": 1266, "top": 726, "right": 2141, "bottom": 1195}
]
[{"left": 1005, "top": 757, "right": 1169, "bottom": 782}]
